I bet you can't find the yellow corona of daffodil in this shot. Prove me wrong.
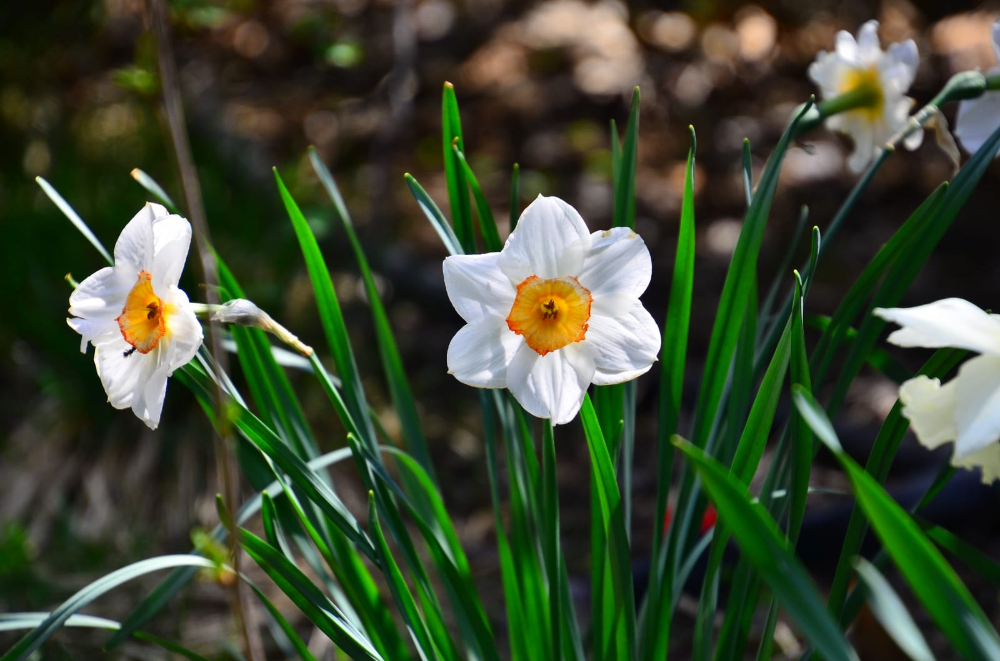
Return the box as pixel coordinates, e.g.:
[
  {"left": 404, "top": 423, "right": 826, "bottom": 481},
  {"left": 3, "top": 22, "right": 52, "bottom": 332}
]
[
  {"left": 443, "top": 195, "right": 660, "bottom": 425},
  {"left": 67, "top": 203, "right": 203, "bottom": 429}
]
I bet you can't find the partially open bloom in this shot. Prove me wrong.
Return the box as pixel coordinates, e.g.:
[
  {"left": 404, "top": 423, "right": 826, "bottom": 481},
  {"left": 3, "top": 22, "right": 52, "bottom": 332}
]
[
  {"left": 954, "top": 20, "right": 1000, "bottom": 158},
  {"left": 443, "top": 195, "right": 660, "bottom": 425},
  {"left": 874, "top": 299, "right": 1000, "bottom": 484},
  {"left": 68, "top": 203, "right": 203, "bottom": 429},
  {"left": 808, "top": 20, "right": 922, "bottom": 173}
]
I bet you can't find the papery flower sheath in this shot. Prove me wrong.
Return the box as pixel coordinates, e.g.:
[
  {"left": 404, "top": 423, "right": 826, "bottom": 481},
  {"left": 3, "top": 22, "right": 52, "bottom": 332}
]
[
  {"left": 874, "top": 298, "right": 1000, "bottom": 484},
  {"left": 67, "top": 203, "right": 203, "bottom": 429},
  {"left": 808, "top": 20, "right": 922, "bottom": 173},
  {"left": 443, "top": 195, "right": 661, "bottom": 425},
  {"left": 954, "top": 20, "right": 1000, "bottom": 158}
]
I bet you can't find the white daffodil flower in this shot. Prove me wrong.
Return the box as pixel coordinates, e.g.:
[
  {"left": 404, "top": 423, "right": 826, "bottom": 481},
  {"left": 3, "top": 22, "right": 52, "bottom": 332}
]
[
  {"left": 67, "top": 203, "right": 203, "bottom": 429},
  {"left": 954, "top": 20, "right": 1000, "bottom": 158},
  {"left": 443, "top": 195, "right": 661, "bottom": 425},
  {"left": 808, "top": 20, "right": 922, "bottom": 173},
  {"left": 874, "top": 298, "right": 1000, "bottom": 484}
]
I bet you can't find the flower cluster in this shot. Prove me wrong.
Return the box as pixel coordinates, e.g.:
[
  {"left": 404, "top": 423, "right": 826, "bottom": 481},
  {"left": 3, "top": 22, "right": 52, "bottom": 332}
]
[
  {"left": 443, "top": 195, "right": 660, "bottom": 425},
  {"left": 67, "top": 204, "right": 203, "bottom": 429}
]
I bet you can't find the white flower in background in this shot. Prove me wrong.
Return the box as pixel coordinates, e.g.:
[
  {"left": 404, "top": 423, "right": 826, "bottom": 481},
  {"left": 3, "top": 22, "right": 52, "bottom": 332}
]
[
  {"left": 67, "top": 203, "right": 203, "bottom": 429},
  {"left": 954, "top": 20, "right": 1000, "bottom": 158},
  {"left": 874, "top": 299, "right": 1000, "bottom": 484},
  {"left": 808, "top": 20, "right": 922, "bottom": 173},
  {"left": 443, "top": 195, "right": 660, "bottom": 425}
]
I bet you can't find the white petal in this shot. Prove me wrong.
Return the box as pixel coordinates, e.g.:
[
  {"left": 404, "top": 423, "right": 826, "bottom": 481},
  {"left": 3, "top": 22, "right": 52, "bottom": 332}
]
[
  {"left": 67, "top": 316, "right": 119, "bottom": 352},
  {"left": 94, "top": 333, "right": 155, "bottom": 410},
  {"left": 498, "top": 195, "right": 591, "bottom": 284},
  {"left": 874, "top": 298, "right": 1000, "bottom": 355},
  {"left": 952, "top": 443, "right": 1000, "bottom": 484},
  {"left": 898, "top": 375, "right": 957, "bottom": 449},
  {"left": 507, "top": 341, "right": 595, "bottom": 425},
  {"left": 807, "top": 51, "right": 845, "bottom": 98},
  {"left": 447, "top": 318, "right": 522, "bottom": 388},
  {"left": 151, "top": 214, "right": 193, "bottom": 291},
  {"left": 586, "top": 304, "right": 661, "bottom": 385},
  {"left": 68, "top": 266, "right": 133, "bottom": 320},
  {"left": 882, "top": 40, "right": 918, "bottom": 94},
  {"left": 114, "top": 204, "right": 164, "bottom": 270},
  {"left": 137, "top": 358, "right": 171, "bottom": 430},
  {"left": 953, "top": 355, "right": 1000, "bottom": 457},
  {"left": 845, "top": 119, "right": 876, "bottom": 173},
  {"left": 162, "top": 288, "right": 203, "bottom": 372},
  {"left": 833, "top": 30, "right": 858, "bottom": 63},
  {"left": 856, "top": 20, "right": 881, "bottom": 64},
  {"left": 443, "top": 252, "right": 516, "bottom": 324},
  {"left": 576, "top": 227, "right": 652, "bottom": 304},
  {"left": 954, "top": 75, "right": 1000, "bottom": 158}
]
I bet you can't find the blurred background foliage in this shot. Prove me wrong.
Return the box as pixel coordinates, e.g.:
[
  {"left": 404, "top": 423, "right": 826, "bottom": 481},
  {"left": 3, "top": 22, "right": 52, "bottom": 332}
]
[{"left": 2, "top": 0, "right": 1000, "bottom": 657}]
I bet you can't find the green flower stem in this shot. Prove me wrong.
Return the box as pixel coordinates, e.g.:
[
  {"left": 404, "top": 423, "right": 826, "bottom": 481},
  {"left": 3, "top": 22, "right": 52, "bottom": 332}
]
[{"left": 986, "top": 72, "right": 1000, "bottom": 91}]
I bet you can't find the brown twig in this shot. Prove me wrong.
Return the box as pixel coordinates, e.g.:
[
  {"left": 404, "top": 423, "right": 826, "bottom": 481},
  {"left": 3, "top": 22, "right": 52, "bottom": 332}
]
[{"left": 146, "top": 2, "right": 263, "bottom": 659}]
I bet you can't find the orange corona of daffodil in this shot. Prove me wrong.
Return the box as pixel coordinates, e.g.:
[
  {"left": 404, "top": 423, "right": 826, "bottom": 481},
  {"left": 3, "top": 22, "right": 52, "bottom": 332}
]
[
  {"left": 443, "top": 195, "right": 660, "bottom": 425},
  {"left": 67, "top": 203, "right": 203, "bottom": 429}
]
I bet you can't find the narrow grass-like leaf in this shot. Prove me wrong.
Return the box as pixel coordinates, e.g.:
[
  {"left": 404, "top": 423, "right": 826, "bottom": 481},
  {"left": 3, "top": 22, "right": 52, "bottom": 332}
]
[
  {"left": 826, "top": 347, "right": 965, "bottom": 619},
  {"left": 274, "top": 168, "right": 375, "bottom": 446},
  {"left": 368, "top": 492, "right": 440, "bottom": 660},
  {"left": 672, "top": 438, "right": 859, "bottom": 661},
  {"left": 793, "top": 387, "right": 1000, "bottom": 660},
  {"left": 249, "top": 583, "right": 320, "bottom": 661},
  {"left": 0, "top": 614, "right": 212, "bottom": 661},
  {"left": 130, "top": 168, "right": 179, "bottom": 212},
  {"left": 541, "top": 421, "right": 564, "bottom": 661},
  {"left": 406, "top": 173, "right": 463, "bottom": 256},
  {"left": 442, "top": 82, "right": 474, "bottom": 252},
  {"left": 854, "top": 558, "right": 935, "bottom": 661},
  {"left": 613, "top": 87, "right": 640, "bottom": 229},
  {"left": 454, "top": 145, "right": 502, "bottom": 252},
  {"left": 309, "top": 148, "right": 435, "bottom": 480},
  {"left": 1, "top": 556, "right": 218, "bottom": 661},
  {"left": 741, "top": 138, "right": 753, "bottom": 207},
  {"left": 580, "top": 395, "right": 635, "bottom": 661},
  {"left": 691, "top": 100, "right": 813, "bottom": 450},
  {"left": 239, "top": 529, "right": 384, "bottom": 661},
  {"left": 643, "top": 133, "right": 696, "bottom": 648},
  {"left": 37, "top": 176, "right": 113, "bottom": 265},
  {"left": 921, "top": 521, "right": 1000, "bottom": 587},
  {"left": 788, "top": 272, "right": 812, "bottom": 544}
]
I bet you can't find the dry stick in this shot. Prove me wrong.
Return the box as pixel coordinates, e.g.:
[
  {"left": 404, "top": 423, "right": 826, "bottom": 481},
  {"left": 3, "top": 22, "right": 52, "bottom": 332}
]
[{"left": 146, "top": 2, "right": 263, "bottom": 660}]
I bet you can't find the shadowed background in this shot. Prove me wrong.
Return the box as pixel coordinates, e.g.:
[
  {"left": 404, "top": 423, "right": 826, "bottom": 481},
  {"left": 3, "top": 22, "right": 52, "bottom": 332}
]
[{"left": 2, "top": 0, "right": 999, "bottom": 658}]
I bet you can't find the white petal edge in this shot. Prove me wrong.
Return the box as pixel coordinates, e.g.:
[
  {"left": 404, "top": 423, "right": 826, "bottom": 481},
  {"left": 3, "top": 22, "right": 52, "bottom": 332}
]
[
  {"left": 498, "top": 195, "right": 591, "bottom": 284},
  {"left": 952, "top": 443, "right": 1000, "bottom": 485},
  {"left": 575, "top": 227, "right": 652, "bottom": 305},
  {"left": 152, "top": 214, "right": 194, "bottom": 292},
  {"left": 898, "top": 375, "right": 957, "bottom": 449},
  {"left": 953, "top": 354, "right": 1000, "bottom": 457},
  {"left": 992, "top": 19, "right": 1000, "bottom": 64},
  {"left": 586, "top": 304, "right": 661, "bottom": 386},
  {"left": 874, "top": 298, "right": 1000, "bottom": 355},
  {"left": 443, "top": 252, "right": 517, "bottom": 324},
  {"left": 507, "top": 341, "right": 595, "bottom": 425},
  {"left": 114, "top": 203, "right": 168, "bottom": 271},
  {"left": 855, "top": 20, "right": 881, "bottom": 64},
  {"left": 447, "top": 317, "right": 522, "bottom": 388}
]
